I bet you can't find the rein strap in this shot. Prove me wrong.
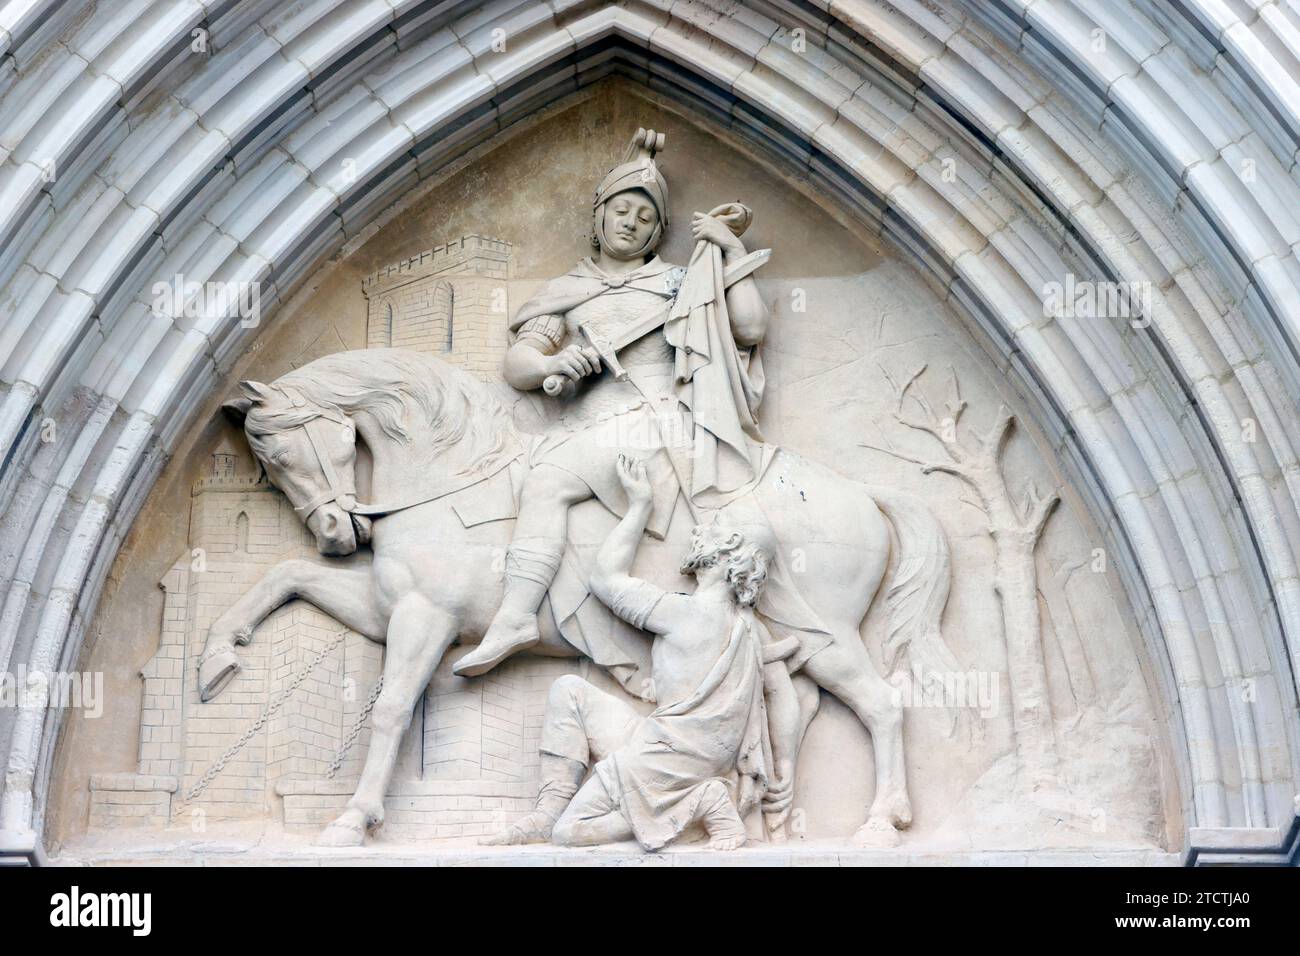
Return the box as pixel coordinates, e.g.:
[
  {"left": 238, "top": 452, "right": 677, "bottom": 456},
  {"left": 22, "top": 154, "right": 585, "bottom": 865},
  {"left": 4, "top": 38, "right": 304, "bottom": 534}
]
[{"left": 291, "top": 410, "right": 517, "bottom": 520}]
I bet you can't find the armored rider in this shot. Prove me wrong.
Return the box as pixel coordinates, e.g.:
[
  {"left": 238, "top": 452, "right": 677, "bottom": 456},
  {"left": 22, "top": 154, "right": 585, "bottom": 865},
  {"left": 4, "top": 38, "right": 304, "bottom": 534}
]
[{"left": 454, "top": 127, "right": 775, "bottom": 679}]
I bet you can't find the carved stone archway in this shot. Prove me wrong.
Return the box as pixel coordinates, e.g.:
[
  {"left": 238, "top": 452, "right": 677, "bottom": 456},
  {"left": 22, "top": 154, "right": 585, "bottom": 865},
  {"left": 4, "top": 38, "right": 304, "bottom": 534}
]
[{"left": 1, "top": 0, "right": 1298, "bottom": 865}]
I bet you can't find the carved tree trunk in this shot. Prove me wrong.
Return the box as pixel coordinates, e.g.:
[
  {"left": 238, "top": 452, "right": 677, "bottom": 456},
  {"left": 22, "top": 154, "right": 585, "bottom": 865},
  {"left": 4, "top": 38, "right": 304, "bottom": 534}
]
[
  {"left": 987, "top": 497, "right": 1058, "bottom": 785},
  {"left": 868, "top": 366, "right": 1061, "bottom": 788}
]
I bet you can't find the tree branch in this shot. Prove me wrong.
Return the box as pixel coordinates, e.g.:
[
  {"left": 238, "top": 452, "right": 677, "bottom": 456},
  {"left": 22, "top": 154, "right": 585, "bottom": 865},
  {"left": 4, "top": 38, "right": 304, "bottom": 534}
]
[
  {"left": 1024, "top": 487, "right": 1061, "bottom": 538},
  {"left": 859, "top": 442, "right": 952, "bottom": 476},
  {"left": 880, "top": 361, "right": 968, "bottom": 463},
  {"left": 944, "top": 364, "right": 967, "bottom": 429},
  {"left": 981, "top": 405, "right": 1015, "bottom": 459}
]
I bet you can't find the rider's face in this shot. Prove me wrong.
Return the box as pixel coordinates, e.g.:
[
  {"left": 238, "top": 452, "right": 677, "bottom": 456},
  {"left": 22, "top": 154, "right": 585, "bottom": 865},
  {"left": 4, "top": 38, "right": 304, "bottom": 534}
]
[{"left": 601, "top": 190, "right": 659, "bottom": 259}]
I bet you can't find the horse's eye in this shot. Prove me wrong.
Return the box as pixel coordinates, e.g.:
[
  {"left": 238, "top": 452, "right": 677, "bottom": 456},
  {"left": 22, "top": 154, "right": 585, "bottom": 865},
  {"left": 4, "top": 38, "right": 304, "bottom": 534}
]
[{"left": 274, "top": 451, "right": 291, "bottom": 466}]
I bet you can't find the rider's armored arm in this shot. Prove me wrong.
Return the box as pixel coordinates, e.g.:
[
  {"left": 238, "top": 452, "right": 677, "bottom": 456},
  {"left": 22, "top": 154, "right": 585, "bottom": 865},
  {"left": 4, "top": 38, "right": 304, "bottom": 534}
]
[
  {"left": 504, "top": 314, "right": 588, "bottom": 392},
  {"left": 503, "top": 336, "right": 555, "bottom": 391},
  {"left": 721, "top": 241, "right": 770, "bottom": 347}
]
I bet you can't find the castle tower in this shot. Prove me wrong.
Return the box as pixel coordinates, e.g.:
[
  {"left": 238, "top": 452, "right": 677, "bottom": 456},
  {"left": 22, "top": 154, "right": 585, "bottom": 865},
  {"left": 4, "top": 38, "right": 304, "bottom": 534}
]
[
  {"left": 211, "top": 437, "right": 237, "bottom": 479},
  {"left": 361, "top": 235, "right": 513, "bottom": 381},
  {"left": 92, "top": 236, "right": 576, "bottom": 839}
]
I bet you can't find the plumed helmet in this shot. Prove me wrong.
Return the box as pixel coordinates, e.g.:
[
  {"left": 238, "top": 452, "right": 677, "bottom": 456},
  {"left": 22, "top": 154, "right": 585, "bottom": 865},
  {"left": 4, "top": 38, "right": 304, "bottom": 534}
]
[{"left": 592, "top": 127, "right": 669, "bottom": 258}]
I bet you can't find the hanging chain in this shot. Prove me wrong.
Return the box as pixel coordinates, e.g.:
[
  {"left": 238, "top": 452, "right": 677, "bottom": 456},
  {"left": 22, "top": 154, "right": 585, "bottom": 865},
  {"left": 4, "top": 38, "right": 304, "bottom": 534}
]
[
  {"left": 326, "top": 674, "right": 384, "bottom": 779},
  {"left": 182, "top": 629, "right": 348, "bottom": 803}
]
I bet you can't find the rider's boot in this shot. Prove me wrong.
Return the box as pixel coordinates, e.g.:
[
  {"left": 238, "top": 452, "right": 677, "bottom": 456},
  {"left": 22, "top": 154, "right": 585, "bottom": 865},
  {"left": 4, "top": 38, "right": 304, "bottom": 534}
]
[
  {"left": 454, "top": 537, "right": 563, "bottom": 677},
  {"left": 481, "top": 754, "right": 584, "bottom": 845}
]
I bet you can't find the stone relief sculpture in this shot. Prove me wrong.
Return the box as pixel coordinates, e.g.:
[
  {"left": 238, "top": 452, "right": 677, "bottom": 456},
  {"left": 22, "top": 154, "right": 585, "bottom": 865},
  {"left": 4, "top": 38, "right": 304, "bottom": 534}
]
[
  {"left": 453, "top": 128, "right": 773, "bottom": 679},
  {"left": 197, "top": 128, "right": 963, "bottom": 849},
  {"left": 867, "top": 363, "right": 1061, "bottom": 786},
  {"left": 486, "top": 455, "right": 778, "bottom": 850}
]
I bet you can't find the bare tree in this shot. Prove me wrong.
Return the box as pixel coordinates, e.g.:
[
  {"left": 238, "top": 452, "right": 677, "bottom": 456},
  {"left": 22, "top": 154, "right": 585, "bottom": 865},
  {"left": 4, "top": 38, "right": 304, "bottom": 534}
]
[{"left": 865, "top": 363, "right": 1060, "bottom": 786}]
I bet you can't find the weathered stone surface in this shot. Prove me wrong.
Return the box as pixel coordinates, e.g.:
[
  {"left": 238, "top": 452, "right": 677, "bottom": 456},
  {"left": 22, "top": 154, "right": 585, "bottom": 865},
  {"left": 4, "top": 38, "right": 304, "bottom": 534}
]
[{"left": 0, "top": 0, "right": 1294, "bottom": 867}]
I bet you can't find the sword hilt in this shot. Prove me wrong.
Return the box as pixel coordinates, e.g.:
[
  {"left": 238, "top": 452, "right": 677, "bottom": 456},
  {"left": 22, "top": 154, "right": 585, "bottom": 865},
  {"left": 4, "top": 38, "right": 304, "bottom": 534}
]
[
  {"left": 542, "top": 373, "right": 572, "bottom": 397},
  {"left": 542, "top": 326, "right": 625, "bottom": 396}
]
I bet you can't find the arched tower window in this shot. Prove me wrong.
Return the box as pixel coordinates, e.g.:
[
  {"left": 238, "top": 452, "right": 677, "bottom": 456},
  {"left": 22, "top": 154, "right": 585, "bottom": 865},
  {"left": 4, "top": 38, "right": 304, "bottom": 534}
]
[
  {"left": 382, "top": 300, "right": 395, "bottom": 347},
  {"left": 431, "top": 281, "right": 454, "bottom": 352}
]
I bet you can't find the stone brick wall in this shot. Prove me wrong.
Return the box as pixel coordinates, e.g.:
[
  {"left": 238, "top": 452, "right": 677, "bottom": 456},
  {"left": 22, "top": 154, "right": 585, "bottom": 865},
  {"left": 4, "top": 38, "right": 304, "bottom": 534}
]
[
  {"left": 265, "top": 612, "right": 346, "bottom": 786},
  {"left": 87, "top": 775, "right": 177, "bottom": 829},
  {"left": 88, "top": 437, "right": 584, "bottom": 840},
  {"left": 177, "top": 479, "right": 290, "bottom": 820},
  {"left": 137, "top": 563, "right": 187, "bottom": 779},
  {"left": 87, "top": 234, "right": 591, "bottom": 840},
  {"left": 423, "top": 655, "right": 583, "bottom": 783},
  {"left": 362, "top": 235, "right": 513, "bottom": 381}
]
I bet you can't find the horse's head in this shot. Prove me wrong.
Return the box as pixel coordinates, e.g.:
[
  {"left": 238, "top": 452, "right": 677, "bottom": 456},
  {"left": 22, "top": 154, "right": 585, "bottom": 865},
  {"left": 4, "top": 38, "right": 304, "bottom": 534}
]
[{"left": 223, "top": 380, "right": 370, "bottom": 556}]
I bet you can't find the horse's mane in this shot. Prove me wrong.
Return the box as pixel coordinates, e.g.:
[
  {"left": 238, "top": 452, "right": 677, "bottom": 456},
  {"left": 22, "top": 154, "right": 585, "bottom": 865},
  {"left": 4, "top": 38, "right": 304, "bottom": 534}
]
[{"left": 245, "top": 349, "right": 516, "bottom": 467}]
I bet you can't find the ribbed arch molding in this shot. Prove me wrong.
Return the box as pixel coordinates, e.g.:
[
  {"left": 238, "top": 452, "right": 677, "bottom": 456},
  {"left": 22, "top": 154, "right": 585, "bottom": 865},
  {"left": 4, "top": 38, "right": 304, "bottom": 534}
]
[{"left": 1, "top": 0, "right": 1299, "bottom": 861}]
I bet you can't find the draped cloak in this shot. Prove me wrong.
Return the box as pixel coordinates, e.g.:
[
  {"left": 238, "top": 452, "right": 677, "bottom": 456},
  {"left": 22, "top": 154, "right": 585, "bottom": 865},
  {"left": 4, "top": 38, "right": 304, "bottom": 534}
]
[
  {"left": 593, "top": 606, "right": 772, "bottom": 850},
  {"left": 506, "top": 254, "right": 830, "bottom": 695},
  {"left": 509, "top": 252, "right": 774, "bottom": 504}
]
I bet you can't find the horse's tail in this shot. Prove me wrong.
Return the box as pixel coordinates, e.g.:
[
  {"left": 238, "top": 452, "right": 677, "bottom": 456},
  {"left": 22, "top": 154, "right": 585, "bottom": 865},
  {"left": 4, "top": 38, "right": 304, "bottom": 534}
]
[{"left": 865, "top": 487, "right": 960, "bottom": 681}]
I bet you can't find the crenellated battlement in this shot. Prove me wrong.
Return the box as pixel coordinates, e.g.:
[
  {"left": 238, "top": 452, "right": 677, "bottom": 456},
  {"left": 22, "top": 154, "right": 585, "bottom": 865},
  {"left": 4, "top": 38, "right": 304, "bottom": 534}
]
[
  {"left": 191, "top": 474, "right": 269, "bottom": 495},
  {"left": 361, "top": 235, "right": 512, "bottom": 294},
  {"left": 361, "top": 233, "right": 514, "bottom": 381}
]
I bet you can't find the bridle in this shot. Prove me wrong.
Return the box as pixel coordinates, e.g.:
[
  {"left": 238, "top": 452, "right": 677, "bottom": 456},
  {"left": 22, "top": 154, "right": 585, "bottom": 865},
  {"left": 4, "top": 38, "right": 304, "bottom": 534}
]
[
  {"left": 276, "top": 409, "right": 518, "bottom": 523},
  {"left": 288, "top": 411, "right": 363, "bottom": 522}
]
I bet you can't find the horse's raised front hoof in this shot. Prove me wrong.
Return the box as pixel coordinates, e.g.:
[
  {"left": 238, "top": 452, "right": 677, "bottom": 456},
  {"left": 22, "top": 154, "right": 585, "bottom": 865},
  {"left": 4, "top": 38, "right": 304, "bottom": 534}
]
[
  {"left": 198, "top": 647, "right": 241, "bottom": 702},
  {"left": 851, "top": 816, "right": 901, "bottom": 849},
  {"left": 317, "top": 809, "right": 368, "bottom": 847}
]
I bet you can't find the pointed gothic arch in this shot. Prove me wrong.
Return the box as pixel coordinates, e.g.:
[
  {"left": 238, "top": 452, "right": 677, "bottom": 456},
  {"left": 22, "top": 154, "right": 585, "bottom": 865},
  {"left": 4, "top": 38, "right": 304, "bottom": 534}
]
[{"left": 0, "top": 0, "right": 1296, "bottom": 864}]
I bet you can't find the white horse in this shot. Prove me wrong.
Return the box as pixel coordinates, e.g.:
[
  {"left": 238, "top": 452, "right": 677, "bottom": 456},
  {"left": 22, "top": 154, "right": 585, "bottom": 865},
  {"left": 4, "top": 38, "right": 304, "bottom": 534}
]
[{"left": 201, "top": 349, "right": 956, "bottom": 847}]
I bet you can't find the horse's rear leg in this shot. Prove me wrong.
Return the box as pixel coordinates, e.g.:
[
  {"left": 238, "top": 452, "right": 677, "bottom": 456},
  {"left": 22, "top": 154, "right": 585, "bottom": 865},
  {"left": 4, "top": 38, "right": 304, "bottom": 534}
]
[
  {"left": 319, "top": 596, "right": 456, "bottom": 847},
  {"left": 802, "top": 634, "right": 911, "bottom": 846},
  {"left": 765, "top": 673, "right": 820, "bottom": 839}
]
